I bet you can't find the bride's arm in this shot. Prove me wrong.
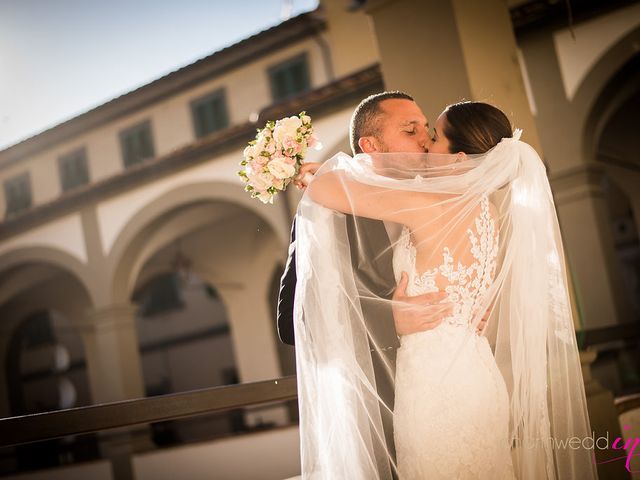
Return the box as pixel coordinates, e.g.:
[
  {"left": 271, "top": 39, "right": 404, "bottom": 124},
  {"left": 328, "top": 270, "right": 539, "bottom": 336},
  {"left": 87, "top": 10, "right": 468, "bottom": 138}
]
[{"left": 306, "top": 169, "right": 440, "bottom": 224}]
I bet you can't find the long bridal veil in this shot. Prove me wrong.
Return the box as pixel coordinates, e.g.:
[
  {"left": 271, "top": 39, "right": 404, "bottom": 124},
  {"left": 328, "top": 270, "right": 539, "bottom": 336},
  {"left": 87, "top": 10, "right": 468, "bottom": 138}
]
[{"left": 293, "top": 132, "right": 598, "bottom": 479}]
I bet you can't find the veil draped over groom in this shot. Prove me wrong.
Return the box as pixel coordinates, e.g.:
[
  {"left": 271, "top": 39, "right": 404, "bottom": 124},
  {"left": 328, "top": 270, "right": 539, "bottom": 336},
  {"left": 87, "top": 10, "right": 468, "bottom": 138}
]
[{"left": 293, "top": 133, "right": 597, "bottom": 479}]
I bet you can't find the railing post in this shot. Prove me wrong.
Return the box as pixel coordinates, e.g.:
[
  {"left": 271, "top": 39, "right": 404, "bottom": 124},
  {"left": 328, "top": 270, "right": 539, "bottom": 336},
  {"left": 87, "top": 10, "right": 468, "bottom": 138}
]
[
  {"left": 99, "top": 426, "right": 153, "bottom": 480},
  {"left": 581, "top": 348, "right": 631, "bottom": 479}
]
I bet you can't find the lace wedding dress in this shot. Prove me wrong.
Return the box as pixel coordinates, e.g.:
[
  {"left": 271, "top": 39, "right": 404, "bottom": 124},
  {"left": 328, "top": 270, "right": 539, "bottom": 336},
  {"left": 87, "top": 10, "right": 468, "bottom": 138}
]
[{"left": 392, "top": 196, "right": 516, "bottom": 479}]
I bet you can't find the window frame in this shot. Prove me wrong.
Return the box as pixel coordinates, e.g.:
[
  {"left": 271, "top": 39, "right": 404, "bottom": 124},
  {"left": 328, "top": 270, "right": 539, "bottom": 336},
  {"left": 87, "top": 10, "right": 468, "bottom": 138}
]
[
  {"left": 190, "top": 87, "right": 230, "bottom": 139},
  {"left": 267, "top": 52, "right": 311, "bottom": 103},
  {"left": 58, "top": 147, "right": 90, "bottom": 192},
  {"left": 3, "top": 171, "right": 32, "bottom": 218},
  {"left": 119, "top": 120, "right": 155, "bottom": 168}
]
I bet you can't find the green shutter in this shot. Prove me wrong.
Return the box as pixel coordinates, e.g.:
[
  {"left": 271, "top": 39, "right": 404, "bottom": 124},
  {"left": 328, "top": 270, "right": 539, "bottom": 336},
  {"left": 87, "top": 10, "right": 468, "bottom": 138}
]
[
  {"left": 59, "top": 149, "right": 89, "bottom": 191},
  {"left": 4, "top": 173, "right": 32, "bottom": 216},
  {"left": 269, "top": 54, "right": 310, "bottom": 102},
  {"left": 121, "top": 122, "right": 154, "bottom": 167},
  {"left": 191, "top": 90, "right": 229, "bottom": 138}
]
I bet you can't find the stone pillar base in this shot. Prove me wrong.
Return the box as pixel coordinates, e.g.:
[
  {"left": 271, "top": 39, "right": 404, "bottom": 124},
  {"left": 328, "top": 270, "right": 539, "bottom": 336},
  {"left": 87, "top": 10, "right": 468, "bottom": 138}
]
[{"left": 581, "top": 348, "right": 631, "bottom": 480}]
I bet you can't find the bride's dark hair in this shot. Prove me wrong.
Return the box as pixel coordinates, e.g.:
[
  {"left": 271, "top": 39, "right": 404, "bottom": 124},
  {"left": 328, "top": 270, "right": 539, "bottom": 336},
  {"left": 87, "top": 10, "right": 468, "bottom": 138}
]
[{"left": 443, "top": 101, "right": 512, "bottom": 154}]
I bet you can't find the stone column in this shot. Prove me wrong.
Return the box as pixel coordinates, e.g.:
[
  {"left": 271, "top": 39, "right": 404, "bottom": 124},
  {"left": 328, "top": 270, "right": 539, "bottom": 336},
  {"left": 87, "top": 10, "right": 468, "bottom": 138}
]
[
  {"left": 581, "top": 349, "right": 631, "bottom": 480},
  {"left": 365, "top": 0, "right": 471, "bottom": 122},
  {"left": 552, "top": 165, "right": 633, "bottom": 329},
  {"left": 79, "top": 303, "right": 151, "bottom": 480},
  {"left": 79, "top": 303, "right": 145, "bottom": 403},
  {"left": 217, "top": 279, "right": 288, "bottom": 428},
  {"left": 364, "top": 0, "right": 541, "bottom": 149},
  {"left": 450, "top": 0, "right": 542, "bottom": 150}
]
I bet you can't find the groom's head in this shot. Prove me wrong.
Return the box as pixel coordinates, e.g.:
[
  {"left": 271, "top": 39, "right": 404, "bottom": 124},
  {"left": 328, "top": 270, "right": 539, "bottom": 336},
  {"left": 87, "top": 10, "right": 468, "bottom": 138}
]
[{"left": 350, "top": 91, "right": 430, "bottom": 155}]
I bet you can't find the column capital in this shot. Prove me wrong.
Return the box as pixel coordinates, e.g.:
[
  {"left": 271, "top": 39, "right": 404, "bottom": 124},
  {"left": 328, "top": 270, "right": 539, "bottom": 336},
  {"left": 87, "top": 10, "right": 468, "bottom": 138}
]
[
  {"left": 80, "top": 303, "right": 139, "bottom": 331},
  {"left": 550, "top": 163, "right": 607, "bottom": 205}
]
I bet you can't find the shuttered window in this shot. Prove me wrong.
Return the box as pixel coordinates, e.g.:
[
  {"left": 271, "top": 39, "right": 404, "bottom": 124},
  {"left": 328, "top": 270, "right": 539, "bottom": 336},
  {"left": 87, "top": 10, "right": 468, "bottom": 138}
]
[
  {"left": 119, "top": 121, "right": 155, "bottom": 168},
  {"left": 58, "top": 148, "right": 89, "bottom": 192},
  {"left": 191, "top": 89, "right": 229, "bottom": 138},
  {"left": 3, "top": 172, "right": 32, "bottom": 217},
  {"left": 268, "top": 53, "right": 310, "bottom": 102}
]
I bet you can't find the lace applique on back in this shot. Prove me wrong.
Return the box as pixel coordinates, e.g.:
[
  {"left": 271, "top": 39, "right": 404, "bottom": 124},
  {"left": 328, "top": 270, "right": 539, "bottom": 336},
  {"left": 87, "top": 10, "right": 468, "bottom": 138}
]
[
  {"left": 392, "top": 195, "right": 499, "bottom": 329},
  {"left": 392, "top": 196, "right": 515, "bottom": 479}
]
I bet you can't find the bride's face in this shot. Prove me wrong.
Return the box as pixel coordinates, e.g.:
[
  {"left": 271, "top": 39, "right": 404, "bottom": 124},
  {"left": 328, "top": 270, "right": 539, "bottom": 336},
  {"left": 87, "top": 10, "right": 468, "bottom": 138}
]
[
  {"left": 428, "top": 112, "right": 452, "bottom": 155},
  {"left": 424, "top": 112, "right": 468, "bottom": 173}
]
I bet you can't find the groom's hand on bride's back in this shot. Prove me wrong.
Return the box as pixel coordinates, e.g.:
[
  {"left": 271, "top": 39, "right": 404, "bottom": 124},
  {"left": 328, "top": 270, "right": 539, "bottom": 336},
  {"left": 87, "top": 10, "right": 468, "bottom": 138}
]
[
  {"left": 392, "top": 272, "right": 451, "bottom": 336},
  {"left": 391, "top": 272, "right": 488, "bottom": 336}
]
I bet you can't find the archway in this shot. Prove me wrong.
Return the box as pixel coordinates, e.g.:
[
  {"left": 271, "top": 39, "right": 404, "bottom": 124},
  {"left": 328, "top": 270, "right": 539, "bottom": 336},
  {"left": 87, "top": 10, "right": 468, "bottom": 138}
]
[
  {"left": 1, "top": 267, "right": 97, "bottom": 474},
  {"left": 108, "top": 182, "right": 291, "bottom": 444},
  {"left": 587, "top": 52, "right": 640, "bottom": 397}
]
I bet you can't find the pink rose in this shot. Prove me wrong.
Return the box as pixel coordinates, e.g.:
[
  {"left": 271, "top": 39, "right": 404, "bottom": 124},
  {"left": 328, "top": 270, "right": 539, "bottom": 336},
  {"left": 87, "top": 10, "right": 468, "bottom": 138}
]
[
  {"left": 250, "top": 171, "right": 275, "bottom": 191},
  {"left": 283, "top": 137, "right": 302, "bottom": 156}
]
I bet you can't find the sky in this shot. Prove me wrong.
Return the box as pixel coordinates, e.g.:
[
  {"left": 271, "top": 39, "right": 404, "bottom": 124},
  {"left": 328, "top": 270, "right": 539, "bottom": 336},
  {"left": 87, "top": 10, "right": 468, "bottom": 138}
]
[{"left": 0, "top": 0, "right": 319, "bottom": 151}]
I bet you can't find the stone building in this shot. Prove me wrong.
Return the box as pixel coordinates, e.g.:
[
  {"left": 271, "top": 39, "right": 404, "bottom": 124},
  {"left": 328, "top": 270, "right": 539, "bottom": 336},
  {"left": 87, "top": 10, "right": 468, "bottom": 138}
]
[{"left": 0, "top": 1, "right": 638, "bottom": 478}]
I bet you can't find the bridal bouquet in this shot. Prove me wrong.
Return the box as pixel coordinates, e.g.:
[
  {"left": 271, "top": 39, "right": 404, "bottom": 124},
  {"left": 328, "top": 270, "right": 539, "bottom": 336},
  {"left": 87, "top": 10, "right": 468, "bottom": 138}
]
[{"left": 238, "top": 112, "right": 320, "bottom": 204}]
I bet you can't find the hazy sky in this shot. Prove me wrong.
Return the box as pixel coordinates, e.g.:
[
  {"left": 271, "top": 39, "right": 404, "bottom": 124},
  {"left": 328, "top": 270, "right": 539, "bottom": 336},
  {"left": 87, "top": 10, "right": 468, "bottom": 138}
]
[{"left": 0, "top": 0, "right": 319, "bottom": 150}]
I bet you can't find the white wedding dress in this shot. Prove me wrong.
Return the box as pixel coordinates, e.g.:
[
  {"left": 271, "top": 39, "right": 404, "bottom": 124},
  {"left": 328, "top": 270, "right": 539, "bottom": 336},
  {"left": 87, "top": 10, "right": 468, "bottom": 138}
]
[{"left": 392, "top": 196, "right": 516, "bottom": 479}]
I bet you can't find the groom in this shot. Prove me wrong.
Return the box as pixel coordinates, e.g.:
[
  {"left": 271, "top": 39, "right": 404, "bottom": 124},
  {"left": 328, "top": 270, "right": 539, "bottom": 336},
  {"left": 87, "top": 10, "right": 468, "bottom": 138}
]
[
  {"left": 278, "top": 91, "right": 440, "bottom": 342},
  {"left": 277, "top": 91, "right": 442, "bottom": 474}
]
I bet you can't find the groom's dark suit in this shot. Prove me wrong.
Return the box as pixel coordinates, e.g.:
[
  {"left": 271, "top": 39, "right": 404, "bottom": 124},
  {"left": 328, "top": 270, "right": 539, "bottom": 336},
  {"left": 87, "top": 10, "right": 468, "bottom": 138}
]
[{"left": 277, "top": 213, "right": 400, "bottom": 475}]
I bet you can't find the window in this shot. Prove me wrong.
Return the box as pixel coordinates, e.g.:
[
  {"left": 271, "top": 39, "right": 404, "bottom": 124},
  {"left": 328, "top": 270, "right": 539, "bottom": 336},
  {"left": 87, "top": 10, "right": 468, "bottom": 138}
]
[
  {"left": 3, "top": 172, "right": 32, "bottom": 217},
  {"left": 191, "top": 89, "right": 229, "bottom": 138},
  {"left": 23, "top": 311, "right": 54, "bottom": 349},
  {"left": 58, "top": 148, "right": 89, "bottom": 192},
  {"left": 119, "top": 120, "right": 155, "bottom": 167},
  {"left": 136, "top": 273, "right": 185, "bottom": 317},
  {"left": 268, "top": 53, "right": 310, "bottom": 102}
]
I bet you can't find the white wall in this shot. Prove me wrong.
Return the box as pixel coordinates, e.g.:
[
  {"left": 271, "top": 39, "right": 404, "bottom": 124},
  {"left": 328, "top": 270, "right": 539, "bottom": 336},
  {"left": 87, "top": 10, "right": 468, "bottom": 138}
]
[{"left": 133, "top": 426, "right": 300, "bottom": 480}]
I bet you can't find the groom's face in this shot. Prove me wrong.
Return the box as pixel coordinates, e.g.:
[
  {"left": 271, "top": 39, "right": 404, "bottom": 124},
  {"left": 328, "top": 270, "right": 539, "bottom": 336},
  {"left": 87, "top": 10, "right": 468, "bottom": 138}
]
[{"left": 363, "top": 99, "right": 431, "bottom": 153}]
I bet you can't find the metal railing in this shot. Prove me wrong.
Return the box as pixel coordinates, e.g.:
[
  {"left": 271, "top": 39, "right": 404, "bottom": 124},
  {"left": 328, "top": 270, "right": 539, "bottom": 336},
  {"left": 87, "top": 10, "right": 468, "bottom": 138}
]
[
  {"left": 0, "top": 375, "right": 297, "bottom": 448},
  {"left": 2, "top": 321, "right": 639, "bottom": 448}
]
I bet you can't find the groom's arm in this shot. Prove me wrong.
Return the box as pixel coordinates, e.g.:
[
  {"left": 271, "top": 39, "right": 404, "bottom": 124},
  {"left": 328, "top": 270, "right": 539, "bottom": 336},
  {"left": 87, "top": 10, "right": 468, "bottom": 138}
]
[{"left": 276, "top": 217, "right": 297, "bottom": 346}]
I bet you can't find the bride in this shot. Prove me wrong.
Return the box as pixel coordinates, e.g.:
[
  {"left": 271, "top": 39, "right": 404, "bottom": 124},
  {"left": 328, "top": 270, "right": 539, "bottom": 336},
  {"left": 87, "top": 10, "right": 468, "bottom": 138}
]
[{"left": 292, "top": 101, "right": 598, "bottom": 479}]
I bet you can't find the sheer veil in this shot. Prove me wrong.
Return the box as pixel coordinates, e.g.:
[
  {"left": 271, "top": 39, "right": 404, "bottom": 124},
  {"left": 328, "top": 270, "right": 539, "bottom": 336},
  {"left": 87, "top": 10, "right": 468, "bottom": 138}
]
[{"left": 293, "top": 131, "right": 598, "bottom": 479}]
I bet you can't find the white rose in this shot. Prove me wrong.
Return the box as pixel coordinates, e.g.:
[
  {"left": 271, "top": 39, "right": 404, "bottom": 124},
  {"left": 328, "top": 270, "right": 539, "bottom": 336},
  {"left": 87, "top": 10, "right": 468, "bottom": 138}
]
[
  {"left": 254, "top": 137, "right": 267, "bottom": 154},
  {"left": 256, "top": 129, "right": 271, "bottom": 144},
  {"left": 267, "top": 157, "right": 296, "bottom": 179},
  {"left": 257, "top": 191, "right": 274, "bottom": 204},
  {"left": 249, "top": 171, "right": 275, "bottom": 191},
  {"left": 273, "top": 116, "right": 302, "bottom": 143},
  {"left": 243, "top": 145, "right": 256, "bottom": 159},
  {"left": 274, "top": 178, "right": 286, "bottom": 190}
]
